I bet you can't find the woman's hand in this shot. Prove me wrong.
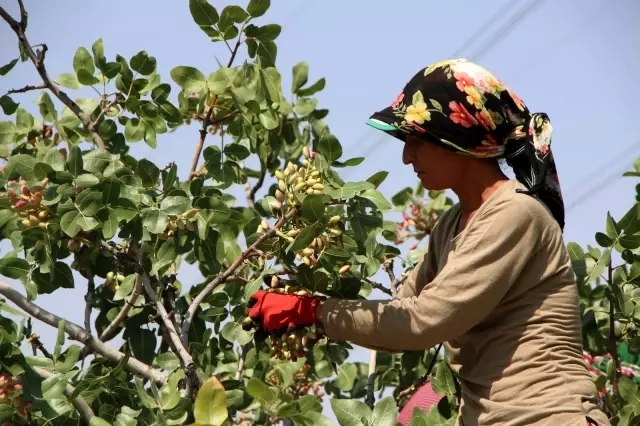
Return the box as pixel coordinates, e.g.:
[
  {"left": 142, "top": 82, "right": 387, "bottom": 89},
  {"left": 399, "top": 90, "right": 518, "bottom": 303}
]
[{"left": 246, "top": 290, "right": 325, "bottom": 332}]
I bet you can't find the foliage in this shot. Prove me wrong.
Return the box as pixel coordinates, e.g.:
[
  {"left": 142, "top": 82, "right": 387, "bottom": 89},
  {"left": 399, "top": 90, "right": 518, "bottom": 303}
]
[
  {"left": 0, "top": 1, "right": 451, "bottom": 425},
  {"left": 1, "top": 1, "right": 637, "bottom": 425}
]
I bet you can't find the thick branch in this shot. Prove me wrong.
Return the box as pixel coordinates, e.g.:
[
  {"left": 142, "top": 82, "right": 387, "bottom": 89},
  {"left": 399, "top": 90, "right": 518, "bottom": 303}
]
[
  {"left": 33, "top": 367, "right": 94, "bottom": 422},
  {"left": 383, "top": 259, "right": 398, "bottom": 297},
  {"left": 84, "top": 274, "right": 94, "bottom": 335},
  {"left": 6, "top": 83, "right": 46, "bottom": 94},
  {"left": 188, "top": 36, "right": 243, "bottom": 179},
  {"left": 363, "top": 279, "right": 392, "bottom": 296},
  {"left": 0, "top": 4, "right": 105, "bottom": 150},
  {"left": 181, "top": 208, "right": 299, "bottom": 345},
  {"left": 0, "top": 282, "right": 167, "bottom": 384}
]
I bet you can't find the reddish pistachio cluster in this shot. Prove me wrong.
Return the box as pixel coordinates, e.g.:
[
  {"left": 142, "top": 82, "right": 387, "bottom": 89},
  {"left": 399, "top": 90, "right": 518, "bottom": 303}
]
[
  {"left": 6, "top": 179, "right": 50, "bottom": 229},
  {"left": 0, "top": 374, "right": 29, "bottom": 419},
  {"left": 395, "top": 201, "right": 440, "bottom": 247},
  {"left": 266, "top": 363, "right": 325, "bottom": 402}
]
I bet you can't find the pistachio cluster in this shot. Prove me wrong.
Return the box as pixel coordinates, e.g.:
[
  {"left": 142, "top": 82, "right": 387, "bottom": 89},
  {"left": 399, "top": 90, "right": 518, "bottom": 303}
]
[
  {"left": 274, "top": 147, "right": 323, "bottom": 210},
  {"left": 0, "top": 374, "right": 29, "bottom": 419},
  {"left": 157, "top": 209, "right": 198, "bottom": 240},
  {"left": 6, "top": 180, "right": 49, "bottom": 230},
  {"left": 105, "top": 271, "right": 125, "bottom": 292},
  {"left": 266, "top": 364, "right": 325, "bottom": 401},
  {"left": 395, "top": 201, "right": 440, "bottom": 245}
]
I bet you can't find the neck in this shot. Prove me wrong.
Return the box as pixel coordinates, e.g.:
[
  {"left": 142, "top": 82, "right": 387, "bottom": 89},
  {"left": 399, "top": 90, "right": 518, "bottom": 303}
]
[{"left": 452, "top": 166, "right": 509, "bottom": 215}]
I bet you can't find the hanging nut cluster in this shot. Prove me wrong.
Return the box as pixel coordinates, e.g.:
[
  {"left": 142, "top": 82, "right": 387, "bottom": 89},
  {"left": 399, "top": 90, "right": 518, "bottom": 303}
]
[
  {"left": 266, "top": 363, "right": 325, "bottom": 401},
  {"left": 274, "top": 147, "right": 323, "bottom": 210},
  {"left": 6, "top": 180, "right": 49, "bottom": 230},
  {"left": 104, "top": 271, "right": 125, "bottom": 292},
  {"left": 0, "top": 374, "right": 29, "bottom": 418},
  {"left": 158, "top": 209, "right": 198, "bottom": 240}
]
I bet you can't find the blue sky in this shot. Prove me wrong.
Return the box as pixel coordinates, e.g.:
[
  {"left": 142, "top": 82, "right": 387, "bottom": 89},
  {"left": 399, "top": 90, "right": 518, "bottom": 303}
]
[{"left": 1, "top": 0, "right": 640, "bottom": 421}]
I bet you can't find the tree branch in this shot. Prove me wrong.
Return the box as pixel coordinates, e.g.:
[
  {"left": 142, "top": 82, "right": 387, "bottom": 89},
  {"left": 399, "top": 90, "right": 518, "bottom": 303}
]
[
  {"left": 0, "top": 282, "right": 167, "bottom": 385},
  {"left": 28, "top": 333, "right": 52, "bottom": 359},
  {"left": 140, "top": 274, "right": 198, "bottom": 387},
  {"left": 383, "top": 259, "right": 398, "bottom": 297},
  {"left": 0, "top": 4, "right": 105, "bottom": 150},
  {"left": 246, "top": 167, "right": 267, "bottom": 209},
  {"left": 99, "top": 273, "right": 142, "bottom": 342},
  {"left": 180, "top": 208, "right": 300, "bottom": 346},
  {"left": 363, "top": 279, "right": 392, "bottom": 296},
  {"left": 84, "top": 274, "right": 94, "bottom": 335},
  {"left": 365, "top": 350, "right": 376, "bottom": 409},
  {"left": 609, "top": 261, "right": 620, "bottom": 384},
  {"left": 33, "top": 367, "right": 94, "bottom": 422},
  {"left": 188, "top": 36, "right": 243, "bottom": 179},
  {"left": 6, "top": 83, "right": 46, "bottom": 94}
]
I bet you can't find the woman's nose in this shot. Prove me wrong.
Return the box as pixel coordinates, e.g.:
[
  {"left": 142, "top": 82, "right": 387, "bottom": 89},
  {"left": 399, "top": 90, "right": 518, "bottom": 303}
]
[{"left": 402, "top": 143, "right": 413, "bottom": 165}]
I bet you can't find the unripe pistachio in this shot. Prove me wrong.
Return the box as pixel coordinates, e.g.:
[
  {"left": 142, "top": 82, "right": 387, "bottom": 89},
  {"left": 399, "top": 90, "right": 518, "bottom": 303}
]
[
  {"left": 339, "top": 264, "right": 351, "bottom": 275},
  {"left": 303, "top": 146, "right": 311, "bottom": 159}
]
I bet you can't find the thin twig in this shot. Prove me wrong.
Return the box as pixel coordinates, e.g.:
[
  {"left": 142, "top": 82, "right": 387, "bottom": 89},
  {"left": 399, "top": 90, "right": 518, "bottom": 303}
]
[
  {"left": 99, "top": 273, "right": 142, "bottom": 342},
  {"left": 0, "top": 4, "right": 106, "bottom": 150},
  {"left": 6, "top": 83, "right": 46, "bottom": 94},
  {"left": 181, "top": 208, "right": 299, "bottom": 346},
  {"left": 28, "top": 333, "right": 52, "bottom": 359},
  {"left": 234, "top": 345, "right": 250, "bottom": 381},
  {"left": 84, "top": 274, "right": 94, "bottom": 335},
  {"left": 16, "top": 0, "right": 27, "bottom": 30},
  {"left": 365, "top": 350, "right": 376, "bottom": 409},
  {"left": 0, "top": 282, "right": 167, "bottom": 385},
  {"left": 33, "top": 367, "right": 94, "bottom": 422},
  {"left": 363, "top": 279, "right": 393, "bottom": 296},
  {"left": 188, "top": 35, "right": 243, "bottom": 179},
  {"left": 246, "top": 167, "right": 267, "bottom": 209},
  {"left": 384, "top": 259, "right": 398, "bottom": 297},
  {"left": 140, "top": 273, "right": 200, "bottom": 394}
]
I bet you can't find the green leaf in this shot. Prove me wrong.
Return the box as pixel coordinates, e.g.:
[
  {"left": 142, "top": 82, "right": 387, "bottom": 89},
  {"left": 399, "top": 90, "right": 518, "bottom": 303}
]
[
  {"left": 92, "top": 38, "right": 105, "bottom": 67},
  {"left": 586, "top": 248, "right": 611, "bottom": 284},
  {"left": 54, "top": 262, "right": 74, "bottom": 289},
  {"left": 130, "top": 51, "right": 156, "bottom": 75},
  {"left": 143, "top": 209, "right": 169, "bottom": 234},
  {"left": 155, "top": 352, "right": 180, "bottom": 371},
  {"left": 160, "top": 196, "right": 191, "bottom": 215},
  {"left": 259, "top": 110, "right": 279, "bottom": 129},
  {"left": 73, "top": 47, "right": 95, "bottom": 75},
  {"left": 66, "top": 145, "right": 84, "bottom": 177},
  {"left": 76, "top": 189, "right": 103, "bottom": 216},
  {"left": 302, "top": 194, "right": 325, "bottom": 223},
  {"left": 138, "top": 158, "right": 160, "bottom": 187},
  {"left": 330, "top": 399, "right": 372, "bottom": 426},
  {"left": 360, "top": 189, "right": 391, "bottom": 211},
  {"left": 289, "top": 224, "right": 322, "bottom": 253},
  {"left": 333, "top": 157, "right": 365, "bottom": 168},
  {"left": 207, "top": 67, "right": 236, "bottom": 95},
  {"left": 247, "top": 0, "right": 270, "bottom": 17},
  {"left": 124, "top": 328, "right": 156, "bottom": 365},
  {"left": 619, "top": 376, "right": 640, "bottom": 405},
  {"left": 224, "top": 143, "right": 250, "bottom": 161},
  {"left": 294, "top": 98, "right": 318, "bottom": 116},
  {"left": 0, "top": 257, "right": 30, "bottom": 279},
  {"left": 38, "top": 92, "right": 58, "bottom": 121},
  {"left": 75, "top": 173, "right": 100, "bottom": 188},
  {"left": 334, "top": 363, "right": 357, "bottom": 391},
  {"left": 318, "top": 133, "right": 343, "bottom": 162},
  {"left": 0, "top": 121, "right": 17, "bottom": 144},
  {"left": 219, "top": 5, "right": 248, "bottom": 30},
  {"left": 0, "top": 95, "right": 19, "bottom": 115},
  {"left": 0, "top": 58, "right": 18, "bottom": 76},
  {"left": 54, "top": 319, "right": 66, "bottom": 360},
  {"left": 89, "top": 418, "right": 112, "bottom": 426},
  {"left": 170, "top": 66, "right": 206, "bottom": 92},
  {"left": 189, "top": 0, "right": 219, "bottom": 25},
  {"left": 298, "top": 78, "right": 326, "bottom": 97},
  {"left": 292, "top": 61, "right": 309, "bottom": 93},
  {"left": 245, "top": 24, "right": 281, "bottom": 41},
  {"left": 606, "top": 211, "right": 619, "bottom": 239},
  {"left": 55, "top": 73, "right": 82, "bottom": 90},
  {"left": 199, "top": 306, "right": 227, "bottom": 322},
  {"left": 16, "top": 107, "right": 34, "bottom": 131},
  {"left": 620, "top": 234, "right": 640, "bottom": 250},
  {"left": 431, "top": 361, "right": 457, "bottom": 396},
  {"left": 619, "top": 204, "right": 640, "bottom": 235},
  {"left": 160, "top": 370, "right": 184, "bottom": 411},
  {"left": 221, "top": 321, "right": 252, "bottom": 345},
  {"left": 77, "top": 69, "right": 100, "bottom": 85},
  {"left": 261, "top": 67, "right": 282, "bottom": 102},
  {"left": 370, "top": 397, "right": 399, "bottom": 426},
  {"left": 244, "top": 268, "right": 274, "bottom": 301},
  {"left": 595, "top": 232, "right": 614, "bottom": 248},
  {"left": 324, "top": 181, "right": 375, "bottom": 199},
  {"left": 60, "top": 210, "right": 99, "bottom": 237},
  {"left": 246, "top": 378, "right": 277, "bottom": 406},
  {"left": 366, "top": 171, "right": 388, "bottom": 188},
  {"left": 125, "top": 118, "right": 145, "bottom": 142},
  {"left": 5, "top": 153, "right": 36, "bottom": 179},
  {"left": 194, "top": 376, "right": 228, "bottom": 425},
  {"left": 114, "top": 274, "right": 137, "bottom": 301}
]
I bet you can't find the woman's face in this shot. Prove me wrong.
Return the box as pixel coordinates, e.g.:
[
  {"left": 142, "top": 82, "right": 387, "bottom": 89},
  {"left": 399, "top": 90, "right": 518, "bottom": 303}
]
[{"left": 402, "top": 136, "right": 462, "bottom": 190}]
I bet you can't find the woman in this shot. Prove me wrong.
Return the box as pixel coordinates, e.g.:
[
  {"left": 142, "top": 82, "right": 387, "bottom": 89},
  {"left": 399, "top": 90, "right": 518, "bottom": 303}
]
[{"left": 247, "top": 59, "right": 610, "bottom": 426}]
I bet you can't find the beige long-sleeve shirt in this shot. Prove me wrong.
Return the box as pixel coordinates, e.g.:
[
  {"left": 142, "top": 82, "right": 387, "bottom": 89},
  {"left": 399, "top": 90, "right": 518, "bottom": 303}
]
[{"left": 322, "top": 180, "right": 610, "bottom": 426}]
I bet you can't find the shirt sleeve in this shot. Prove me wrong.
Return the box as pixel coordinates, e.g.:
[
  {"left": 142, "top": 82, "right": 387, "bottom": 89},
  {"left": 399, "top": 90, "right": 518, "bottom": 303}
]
[{"left": 321, "top": 196, "right": 543, "bottom": 352}]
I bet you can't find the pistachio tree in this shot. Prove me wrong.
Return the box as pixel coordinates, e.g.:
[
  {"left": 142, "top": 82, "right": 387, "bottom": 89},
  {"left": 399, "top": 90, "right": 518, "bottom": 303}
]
[{"left": 0, "top": 1, "right": 456, "bottom": 425}]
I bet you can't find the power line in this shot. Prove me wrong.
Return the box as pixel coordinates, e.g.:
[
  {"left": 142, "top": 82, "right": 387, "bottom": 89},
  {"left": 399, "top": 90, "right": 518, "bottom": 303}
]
[
  {"left": 564, "top": 140, "right": 640, "bottom": 212},
  {"left": 343, "top": 0, "right": 543, "bottom": 172}
]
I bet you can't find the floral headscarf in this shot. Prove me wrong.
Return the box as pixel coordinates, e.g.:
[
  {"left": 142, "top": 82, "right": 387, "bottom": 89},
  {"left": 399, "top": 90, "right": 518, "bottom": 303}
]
[{"left": 367, "top": 59, "right": 565, "bottom": 230}]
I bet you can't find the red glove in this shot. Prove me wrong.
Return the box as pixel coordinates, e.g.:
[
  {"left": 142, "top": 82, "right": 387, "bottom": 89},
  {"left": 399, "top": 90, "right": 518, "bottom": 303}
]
[{"left": 247, "top": 290, "right": 324, "bottom": 332}]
